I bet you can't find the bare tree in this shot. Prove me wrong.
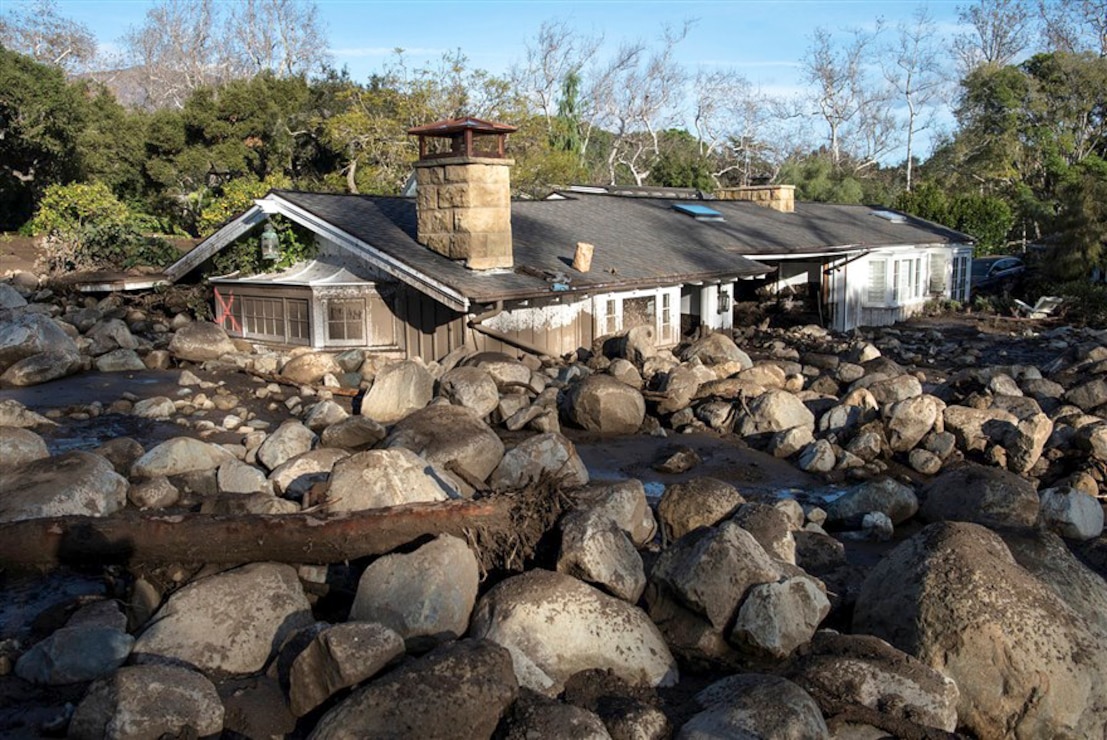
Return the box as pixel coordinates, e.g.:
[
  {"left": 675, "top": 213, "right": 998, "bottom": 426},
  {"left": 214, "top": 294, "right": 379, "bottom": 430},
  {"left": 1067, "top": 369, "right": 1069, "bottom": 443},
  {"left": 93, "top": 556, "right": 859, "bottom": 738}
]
[
  {"left": 0, "top": 0, "right": 96, "bottom": 73},
  {"left": 227, "top": 0, "right": 330, "bottom": 78},
  {"left": 1038, "top": 0, "right": 1107, "bottom": 54},
  {"left": 802, "top": 25, "right": 892, "bottom": 167},
  {"left": 511, "top": 19, "right": 601, "bottom": 135},
  {"left": 883, "top": 6, "right": 949, "bottom": 190},
  {"left": 954, "top": 0, "right": 1035, "bottom": 70},
  {"left": 592, "top": 23, "right": 691, "bottom": 185},
  {"left": 692, "top": 68, "right": 777, "bottom": 185}
]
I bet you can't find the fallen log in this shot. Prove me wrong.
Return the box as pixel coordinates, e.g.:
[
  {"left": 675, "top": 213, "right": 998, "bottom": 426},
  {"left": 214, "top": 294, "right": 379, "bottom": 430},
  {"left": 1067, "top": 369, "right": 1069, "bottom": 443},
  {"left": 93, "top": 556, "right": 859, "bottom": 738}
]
[{"left": 0, "top": 498, "right": 515, "bottom": 570}]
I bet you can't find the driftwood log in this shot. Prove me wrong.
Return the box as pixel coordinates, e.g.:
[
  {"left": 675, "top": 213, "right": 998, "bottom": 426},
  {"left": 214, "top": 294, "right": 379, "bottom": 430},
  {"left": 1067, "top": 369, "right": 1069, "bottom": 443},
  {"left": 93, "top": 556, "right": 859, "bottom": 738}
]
[{"left": 0, "top": 498, "right": 519, "bottom": 571}]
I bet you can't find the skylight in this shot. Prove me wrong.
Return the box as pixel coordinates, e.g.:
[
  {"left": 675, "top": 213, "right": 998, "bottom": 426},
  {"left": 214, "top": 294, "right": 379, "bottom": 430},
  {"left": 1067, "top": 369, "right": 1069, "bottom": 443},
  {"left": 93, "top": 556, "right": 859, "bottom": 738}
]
[
  {"left": 673, "top": 203, "right": 725, "bottom": 221},
  {"left": 871, "top": 210, "right": 907, "bottom": 223}
]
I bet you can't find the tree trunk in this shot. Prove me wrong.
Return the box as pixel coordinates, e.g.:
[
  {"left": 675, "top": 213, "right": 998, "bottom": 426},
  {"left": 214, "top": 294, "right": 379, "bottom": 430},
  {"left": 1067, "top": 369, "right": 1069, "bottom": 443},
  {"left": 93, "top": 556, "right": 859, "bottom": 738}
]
[{"left": 0, "top": 498, "right": 515, "bottom": 570}]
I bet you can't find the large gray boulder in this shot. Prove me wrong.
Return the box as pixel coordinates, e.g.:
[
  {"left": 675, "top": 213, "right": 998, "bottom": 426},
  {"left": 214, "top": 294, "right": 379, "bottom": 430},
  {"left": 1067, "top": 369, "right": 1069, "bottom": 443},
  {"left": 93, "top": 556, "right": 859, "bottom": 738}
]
[
  {"left": 289, "top": 623, "right": 405, "bottom": 717},
  {"left": 678, "top": 674, "right": 828, "bottom": 739},
  {"left": 69, "top": 665, "right": 224, "bottom": 740},
  {"left": 360, "top": 360, "right": 434, "bottom": 423},
  {"left": 310, "top": 639, "right": 518, "bottom": 740},
  {"left": 825, "top": 477, "right": 919, "bottom": 527},
  {"left": 1038, "top": 486, "right": 1105, "bottom": 540},
  {"left": 94, "top": 349, "right": 147, "bottom": 373},
  {"left": 943, "top": 405, "right": 1017, "bottom": 453},
  {"left": 438, "top": 366, "right": 500, "bottom": 417},
  {"left": 785, "top": 631, "right": 959, "bottom": 734},
  {"left": 657, "top": 477, "right": 745, "bottom": 543},
  {"left": 0, "top": 426, "right": 49, "bottom": 467},
  {"left": 557, "top": 507, "right": 646, "bottom": 603},
  {"left": 853, "top": 522, "right": 1107, "bottom": 740},
  {"left": 0, "top": 283, "right": 28, "bottom": 309},
  {"left": 349, "top": 535, "right": 480, "bottom": 650},
  {"left": 680, "top": 333, "right": 752, "bottom": 368},
  {"left": 326, "top": 448, "right": 455, "bottom": 512},
  {"left": 729, "top": 576, "right": 830, "bottom": 660},
  {"left": 86, "top": 318, "right": 138, "bottom": 356},
  {"left": 384, "top": 404, "right": 505, "bottom": 484},
  {"left": 256, "top": 419, "right": 317, "bottom": 471},
  {"left": 130, "top": 436, "right": 235, "bottom": 479},
  {"left": 319, "top": 415, "right": 387, "bottom": 450},
  {"left": 0, "top": 348, "right": 83, "bottom": 386},
  {"left": 281, "top": 352, "right": 343, "bottom": 385},
  {"left": 0, "top": 311, "right": 78, "bottom": 371},
  {"left": 568, "top": 374, "right": 646, "bottom": 435},
  {"left": 572, "top": 478, "right": 658, "bottom": 547},
  {"left": 1065, "top": 377, "right": 1107, "bottom": 413},
  {"left": 268, "top": 448, "right": 349, "bottom": 499},
  {"left": 0, "top": 451, "right": 128, "bottom": 523},
  {"left": 0, "top": 398, "right": 55, "bottom": 428},
  {"left": 133, "top": 563, "right": 313, "bottom": 676},
  {"left": 884, "top": 395, "right": 943, "bottom": 452},
  {"left": 16, "top": 626, "right": 134, "bottom": 685},
  {"left": 736, "top": 390, "right": 815, "bottom": 440},
  {"left": 918, "top": 463, "right": 1040, "bottom": 529},
  {"left": 730, "top": 502, "right": 797, "bottom": 564},
  {"left": 470, "top": 570, "right": 678, "bottom": 696},
  {"left": 168, "top": 321, "right": 237, "bottom": 362},
  {"left": 490, "top": 432, "right": 589, "bottom": 490}
]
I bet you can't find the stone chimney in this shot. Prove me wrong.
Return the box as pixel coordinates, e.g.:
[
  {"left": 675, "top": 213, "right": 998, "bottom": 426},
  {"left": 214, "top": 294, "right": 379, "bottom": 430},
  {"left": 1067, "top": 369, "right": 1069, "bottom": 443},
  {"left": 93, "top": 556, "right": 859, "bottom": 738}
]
[
  {"left": 715, "top": 184, "right": 795, "bottom": 213},
  {"left": 408, "top": 117, "right": 516, "bottom": 270}
]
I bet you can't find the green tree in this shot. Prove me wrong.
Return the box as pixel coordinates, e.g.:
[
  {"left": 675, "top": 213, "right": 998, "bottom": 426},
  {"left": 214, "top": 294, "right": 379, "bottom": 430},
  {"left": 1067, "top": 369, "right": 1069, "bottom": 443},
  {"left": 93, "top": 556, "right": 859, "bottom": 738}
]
[{"left": 0, "top": 47, "right": 85, "bottom": 230}]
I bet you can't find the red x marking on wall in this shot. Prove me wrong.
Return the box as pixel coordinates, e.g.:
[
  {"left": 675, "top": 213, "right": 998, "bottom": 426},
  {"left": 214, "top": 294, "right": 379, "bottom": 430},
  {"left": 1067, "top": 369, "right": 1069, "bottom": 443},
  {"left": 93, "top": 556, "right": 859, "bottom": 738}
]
[{"left": 214, "top": 287, "right": 241, "bottom": 333}]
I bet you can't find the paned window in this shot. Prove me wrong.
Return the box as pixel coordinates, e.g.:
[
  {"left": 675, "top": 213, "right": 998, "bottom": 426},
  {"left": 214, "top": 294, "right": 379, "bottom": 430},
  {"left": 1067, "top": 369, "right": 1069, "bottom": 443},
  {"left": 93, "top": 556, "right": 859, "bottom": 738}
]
[{"left": 327, "top": 299, "right": 365, "bottom": 342}]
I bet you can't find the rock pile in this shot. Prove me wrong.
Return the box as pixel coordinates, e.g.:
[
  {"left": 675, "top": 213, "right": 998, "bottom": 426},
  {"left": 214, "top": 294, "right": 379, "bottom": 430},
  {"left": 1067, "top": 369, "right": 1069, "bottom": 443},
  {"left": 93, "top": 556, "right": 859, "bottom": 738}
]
[{"left": 1, "top": 279, "right": 1106, "bottom": 737}]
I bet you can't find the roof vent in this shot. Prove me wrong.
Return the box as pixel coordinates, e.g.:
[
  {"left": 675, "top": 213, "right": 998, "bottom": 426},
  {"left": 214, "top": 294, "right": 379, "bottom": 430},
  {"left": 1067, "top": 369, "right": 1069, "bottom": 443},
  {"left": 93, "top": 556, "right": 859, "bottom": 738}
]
[
  {"left": 673, "top": 203, "right": 724, "bottom": 221},
  {"left": 872, "top": 210, "right": 907, "bottom": 223}
]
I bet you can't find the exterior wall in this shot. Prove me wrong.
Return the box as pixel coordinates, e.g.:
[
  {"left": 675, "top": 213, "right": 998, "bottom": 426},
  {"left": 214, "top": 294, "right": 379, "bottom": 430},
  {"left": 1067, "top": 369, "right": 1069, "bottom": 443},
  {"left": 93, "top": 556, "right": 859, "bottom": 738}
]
[
  {"left": 591, "top": 286, "right": 681, "bottom": 348},
  {"left": 413, "top": 157, "right": 513, "bottom": 269},
  {"left": 696, "top": 283, "right": 736, "bottom": 332},
  {"left": 481, "top": 298, "right": 594, "bottom": 358}
]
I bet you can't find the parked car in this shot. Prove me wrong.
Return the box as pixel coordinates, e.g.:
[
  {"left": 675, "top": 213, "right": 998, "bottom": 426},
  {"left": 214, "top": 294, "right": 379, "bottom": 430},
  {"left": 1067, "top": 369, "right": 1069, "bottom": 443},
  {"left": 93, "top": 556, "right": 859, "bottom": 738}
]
[{"left": 971, "top": 255, "right": 1026, "bottom": 292}]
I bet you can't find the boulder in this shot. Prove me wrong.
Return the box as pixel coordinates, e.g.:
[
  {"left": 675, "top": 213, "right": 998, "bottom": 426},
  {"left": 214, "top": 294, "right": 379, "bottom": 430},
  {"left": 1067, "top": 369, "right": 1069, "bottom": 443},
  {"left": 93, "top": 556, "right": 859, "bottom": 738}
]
[
  {"left": 302, "top": 399, "right": 349, "bottom": 431},
  {"left": 0, "top": 398, "right": 55, "bottom": 428},
  {"left": 919, "top": 463, "right": 1040, "bottom": 529},
  {"left": 464, "top": 352, "right": 534, "bottom": 390},
  {"left": 1039, "top": 486, "right": 1105, "bottom": 540},
  {"left": 943, "top": 404, "right": 1017, "bottom": 453},
  {"left": 1004, "top": 412, "right": 1053, "bottom": 475},
  {"left": 657, "top": 478, "right": 744, "bottom": 543},
  {"left": 69, "top": 665, "right": 223, "bottom": 740},
  {"left": 557, "top": 508, "right": 646, "bottom": 602},
  {"left": 731, "top": 502, "right": 797, "bottom": 564},
  {"left": 168, "top": 321, "right": 237, "bottom": 362},
  {"left": 0, "top": 283, "right": 28, "bottom": 309},
  {"left": 319, "top": 415, "right": 387, "bottom": 450},
  {"left": 679, "top": 673, "right": 828, "bottom": 739},
  {"left": 572, "top": 478, "right": 657, "bottom": 547},
  {"left": 884, "top": 395, "right": 943, "bottom": 452},
  {"left": 438, "top": 366, "right": 500, "bottom": 418},
  {"left": 568, "top": 374, "right": 646, "bottom": 435},
  {"left": 310, "top": 639, "right": 517, "bottom": 740},
  {"left": 649, "top": 521, "right": 780, "bottom": 631},
  {"left": 289, "top": 622, "right": 405, "bottom": 717},
  {"left": 498, "top": 695, "right": 613, "bottom": 739},
  {"left": 1065, "top": 377, "right": 1107, "bottom": 413},
  {"left": 0, "top": 451, "right": 128, "bottom": 523},
  {"left": 384, "top": 404, "right": 505, "bottom": 483},
  {"left": 133, "top": 562, "right": 313, "bottom": 676},
  {"left": 657, "top": 366, "right": 702, "bottom": 415},
  {"left": 16, "top": 626, "right": 134, "bottom": 685},
  {"left": 0, "top": 426, "right": 49, "bottom": 467},
  {"left": 730, "top": 576, "right": 830, "bottom": 660},
  {"left": 470, "top": 570, "right": 678, "bottom": 696},
  {"left": 216, "top": 459, "right": 270, "bottom": 495},
  {"left": 281, "top": 352, "right": 343, "bottom": 385},
  {"left": 785, "top": 631, "right": 959, "bottom": 733},
  {"left": 95, "top": 349, "right": 147, "bottom": 373},
  {"left": 349, "top": 534, "right": 480, "bottom": 651},
  {"left": 797, "top": 439, "right": 836, "bottom": 473},
  {"left": 268, "top": 448, "right": 349, "bottom": 499},
  {"left": 0, "top": 312, "right": 78, "bottom": 371},
  {"left": 86, "top": 318, "right": 138, "bottom": 355},
  {"left": 131, "top": 437, "right": 235, "bottom": 478},
  {"left": 680, "top": 333, "right": 752, "bottom": 368},
  {"left": 0, "top": 349, "right": 83, "bottom": 386},
  {"left": 256, "top": 420, "right": 317, "bottom": 471},
  {"left": 853, "top": 522, "right": 1107, "bottom": 740},
  {"left": 825, "top": 478, "right": 919, "bottom": 527},
  {"left": 490, "top": 432, "right": 589, "bottom": 490},
  {"left": 360, "top": 360, "right": 433, "bottom": 423},
  {"left": 131, "top": 396, "right": 176, "bottom": 419},
  {"left": 736, "top": 390, "right": 815, "bottom": 440},
  {"left": 326, "top": 448, "right": 455, "bottom": 512},
  {"left": 861, "top": 374, "right": 922, "bottom": 405},
  {"left": 128, "top": 476, "right": 180, "bottom": 509}
]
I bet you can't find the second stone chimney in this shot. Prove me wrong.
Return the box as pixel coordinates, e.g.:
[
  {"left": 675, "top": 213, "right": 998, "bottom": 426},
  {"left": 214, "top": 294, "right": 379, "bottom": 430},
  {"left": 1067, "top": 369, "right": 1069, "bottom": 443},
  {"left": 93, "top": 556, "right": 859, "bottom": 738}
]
[
  {"left": 408, "top": 117, "right": 516, "bottom": 270},
  {"left": 715, "top": 184, "right": 795, "bottom": 213}
]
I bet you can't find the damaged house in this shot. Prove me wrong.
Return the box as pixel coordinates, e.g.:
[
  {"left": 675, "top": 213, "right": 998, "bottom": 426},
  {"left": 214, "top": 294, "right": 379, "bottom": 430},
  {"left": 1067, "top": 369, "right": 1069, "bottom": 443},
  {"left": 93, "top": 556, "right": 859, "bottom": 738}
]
[{"left": 166, "top": 117, "right": 974, "bottom": 361}]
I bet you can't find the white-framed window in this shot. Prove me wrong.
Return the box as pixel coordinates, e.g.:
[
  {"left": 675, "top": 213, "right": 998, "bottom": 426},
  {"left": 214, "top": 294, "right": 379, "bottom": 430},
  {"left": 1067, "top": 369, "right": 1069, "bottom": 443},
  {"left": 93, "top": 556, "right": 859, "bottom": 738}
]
[
  {"left": 952, "top": 254, "right": 971, "bottom": 302},
  {"left": 929, "top": 252, "right": 948, "bottom": 293},
  {"left": 867, "top": 255, "right": 927, "bottom": 307},
  {"left": 660, "top": 291, "right": 675, "bottom": 344},
  {"left": 239, "top": 296, "right": 310, "bottom": 345},
  {"left": 326, "top": 298, "right": 366, "bottom": 344},
  {"left": 593, "top": 287, "right": 680, "bottom": 347}
]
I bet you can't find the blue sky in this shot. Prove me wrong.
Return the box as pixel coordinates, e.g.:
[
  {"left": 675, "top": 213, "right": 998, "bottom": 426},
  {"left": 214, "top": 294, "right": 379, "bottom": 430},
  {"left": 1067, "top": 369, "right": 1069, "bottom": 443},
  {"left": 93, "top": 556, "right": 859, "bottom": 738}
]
[{"left": 53, "top": 0, "right": 969, "bottom": 160}]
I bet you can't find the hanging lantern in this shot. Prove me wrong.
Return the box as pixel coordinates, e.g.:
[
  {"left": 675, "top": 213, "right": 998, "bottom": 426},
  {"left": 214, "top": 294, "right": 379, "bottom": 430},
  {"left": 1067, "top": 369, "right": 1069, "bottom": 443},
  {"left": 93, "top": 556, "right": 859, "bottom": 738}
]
[{"left": 260, "top": 222, "right": 280, "bottom": 261}]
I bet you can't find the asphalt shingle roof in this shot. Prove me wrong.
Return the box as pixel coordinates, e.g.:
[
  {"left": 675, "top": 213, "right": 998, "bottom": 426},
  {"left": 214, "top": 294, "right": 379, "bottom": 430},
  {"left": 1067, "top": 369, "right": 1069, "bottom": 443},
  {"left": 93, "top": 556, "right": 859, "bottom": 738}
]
[{"left": 271, "top": 189, "right": 970, "bottom": 304}]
